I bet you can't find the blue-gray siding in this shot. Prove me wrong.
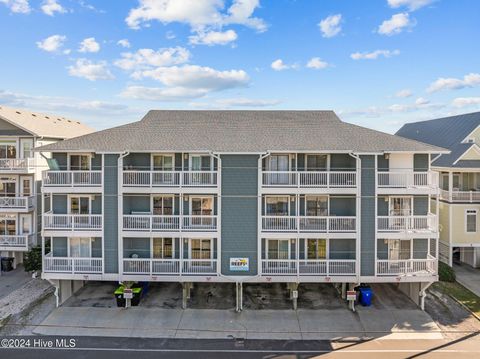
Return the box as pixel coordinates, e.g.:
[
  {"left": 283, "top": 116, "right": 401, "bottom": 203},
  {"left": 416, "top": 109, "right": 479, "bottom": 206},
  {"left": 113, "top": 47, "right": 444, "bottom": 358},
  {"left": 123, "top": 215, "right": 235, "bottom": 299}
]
[
  {"left": 360, "top": 155, "right": 375, "bottom": 276},
  {"left": 220, "top": 155, "right": 258, "bottom": 275},
  {"left": 104, "top": 154, "right": 119, "bottom": 273}
]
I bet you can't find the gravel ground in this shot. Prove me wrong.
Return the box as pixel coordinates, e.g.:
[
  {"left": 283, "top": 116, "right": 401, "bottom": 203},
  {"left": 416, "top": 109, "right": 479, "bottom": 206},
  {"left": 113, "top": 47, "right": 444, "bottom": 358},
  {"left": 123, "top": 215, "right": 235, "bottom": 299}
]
[{"left": 425, "top": 287, "right": 480, "bottom": 340}]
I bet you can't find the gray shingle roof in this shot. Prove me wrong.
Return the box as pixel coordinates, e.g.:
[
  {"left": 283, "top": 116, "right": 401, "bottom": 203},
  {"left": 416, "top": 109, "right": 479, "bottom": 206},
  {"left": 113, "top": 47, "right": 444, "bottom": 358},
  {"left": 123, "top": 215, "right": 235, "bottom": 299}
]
[
  {"left": 396, "top": 111, "right": 480, "bottom": 167},
  {"left": 37, "top": 110, "right": 446, "bottom": 153}
]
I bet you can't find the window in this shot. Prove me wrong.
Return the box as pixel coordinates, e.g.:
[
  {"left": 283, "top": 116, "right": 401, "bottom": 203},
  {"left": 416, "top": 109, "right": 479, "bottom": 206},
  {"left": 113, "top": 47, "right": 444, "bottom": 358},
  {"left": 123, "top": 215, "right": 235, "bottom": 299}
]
[
  {"left": 307, "top": 239, "right": 327, "bottom": 259},
  {"left": 267, "top": 155, "right": 289, "bottom": 171},
  {"left": 22, "top": 179, "right": 31, "bottom": 196},
  {"left": 387, "top": 239, "right": 411, "bottom": 260},
  {"left": 191, "top": 197, "right": 213, "bottom": 216},
  {"left": 152, "top": 196, "right": 174, "bottom": 215},
  {"left": 69, "top": 155, "right": 90, "bottom": 171},
  {"left": 152, "top": 155, "right": 174, "bottom": 171},
  {"left": 0, "top": 179, "right": 16, "bottom": 197},
  {"left": 190, "top": 239, "right": 211, "bottom": 259},
  {"left": 389, "top": 197, "right": 412, "bottom": 216},
  {"left": 190, "top": 155, "right": 211, "bottom": 171},
  {"left": 265, "top": 196, "right": 290, "bottom": 216},
  {"left": 306, "top": 155, "right": 327, "bottom": 171},
  {"left": 69, "top": 238, "right": 91, "bottom": 258},
  {"left": 152, "top": 238, "right": 173, "bottom": 259},
  {"left": 70, "top": 196, "right": 90, "bottom": 214},
  {"left": 267, "top": 239, "right": 290, "bottom": 259},
  {"left": 466, "top": 210, "right": 477, "bottom": 233},
  {"left": 0, "top": 216, "right": 16, "bottom": 235},
  {"left": 22, "top": 140, "right": 33, "bottom": 158},
  {"left": 305, "top": 196, "right": 328, "bottom": 216},
  {"left": 0, "top": 141, "right": 16, "bottom": 159}
]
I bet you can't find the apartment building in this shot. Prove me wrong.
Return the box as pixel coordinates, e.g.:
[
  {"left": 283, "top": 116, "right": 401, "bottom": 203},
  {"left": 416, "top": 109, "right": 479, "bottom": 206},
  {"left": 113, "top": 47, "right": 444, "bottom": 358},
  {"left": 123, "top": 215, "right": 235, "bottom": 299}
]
[
  {"left": 0, "top": 105, "right": 93, "bottom": 269},
  {"left": 37, "top": 110, "right": 445, "bottom": 308},
  {"left": 397, "top": 112, "right": 480, "bottom": 268}
]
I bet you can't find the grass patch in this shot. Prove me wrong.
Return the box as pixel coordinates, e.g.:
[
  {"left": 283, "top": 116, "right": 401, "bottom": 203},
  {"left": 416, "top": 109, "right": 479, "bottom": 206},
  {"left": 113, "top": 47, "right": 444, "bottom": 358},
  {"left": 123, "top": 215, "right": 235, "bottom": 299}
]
[{"left": 433, "top": 281, "right": 480, "bottom": 317}]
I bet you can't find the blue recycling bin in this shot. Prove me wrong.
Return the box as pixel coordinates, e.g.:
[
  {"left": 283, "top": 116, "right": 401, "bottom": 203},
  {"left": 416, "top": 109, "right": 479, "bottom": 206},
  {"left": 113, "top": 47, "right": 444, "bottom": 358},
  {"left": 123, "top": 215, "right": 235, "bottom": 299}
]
[{"left": 359, "top": 287, "right": 372, "bottom": 306}]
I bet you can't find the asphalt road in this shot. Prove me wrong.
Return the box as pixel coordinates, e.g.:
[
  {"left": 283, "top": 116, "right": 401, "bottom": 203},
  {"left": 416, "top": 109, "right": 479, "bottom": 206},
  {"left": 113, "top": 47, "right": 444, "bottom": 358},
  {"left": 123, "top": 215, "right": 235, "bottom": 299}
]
[{"left": 1, "top": 335, "right": 479, "bottom": 359}]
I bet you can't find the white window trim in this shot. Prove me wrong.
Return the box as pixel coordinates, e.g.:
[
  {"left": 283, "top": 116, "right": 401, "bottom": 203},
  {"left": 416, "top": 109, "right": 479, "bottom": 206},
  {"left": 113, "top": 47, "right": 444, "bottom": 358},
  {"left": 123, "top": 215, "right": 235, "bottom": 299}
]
[
  {"left": 266, "top": 154, "right": 291, "bottom": 171},
  {"left": 151, "top": 195, "right": 175, "bottom": 215},
  {"left": 304, "top": 238, "right": 329, "bottom": 260},
  {"left": 67, "top": 194, "right": 93, "bottom": 215},
  {"left": 67, "top": 237, "right": 92, "bottom": 258},
  {"left": 188, "top": 238, "right": 213, "bottom": 259},
  {"left": 150, "top": 153, "right": 175, "bottom": 171},
  {"left": 388, "top": 196, "right": 413, "bottom": 216},
  {"left": 67, "top": 153, "right": 92, "bottom": 171},
  {"left": 465, "top": 209, "right": 478, "bottom": 233},
  {"left": 151, "top": 237, "right": 175, "bottom": 259},
  {"left": 304, "top": 195, "right": 329, "bottom": 217},
  {"left": 305, "top": 154, "right": 329, "bottom": 171},
  {"left": 188, "top": 154, "right": 213, "bottom": 171},
  {"left": 189, "top": 196, "right": 214, "bottom": 215},
  {"left": 266, "top": 238, "right": 292, "bottom": 260},
  {"left": 264, "top": 195, "right": 291, "bottom": 216}
]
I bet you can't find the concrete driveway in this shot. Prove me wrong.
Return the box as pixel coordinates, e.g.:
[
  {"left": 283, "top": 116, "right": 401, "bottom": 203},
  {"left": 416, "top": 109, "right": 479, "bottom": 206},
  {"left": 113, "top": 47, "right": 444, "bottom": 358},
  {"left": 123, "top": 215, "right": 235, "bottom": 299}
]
[
  {"left": 34, "top": 282, "right": 442, "bottom": 340},
  {"left": 454, "top": 263, "right": 480, "bottom": 296},
  {"left": 0, "top": 265, "right": 32, "bottom": 300}
]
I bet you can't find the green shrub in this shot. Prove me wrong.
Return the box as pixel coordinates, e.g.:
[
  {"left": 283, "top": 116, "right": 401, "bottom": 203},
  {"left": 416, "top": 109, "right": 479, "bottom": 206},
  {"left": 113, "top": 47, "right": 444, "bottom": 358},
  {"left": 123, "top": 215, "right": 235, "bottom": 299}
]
[
  {"left": 23, "top": 245, "right": 43, "bottom": 273},
  {"left": 439, "top": 261, "right": 456, "bottom": 282}
]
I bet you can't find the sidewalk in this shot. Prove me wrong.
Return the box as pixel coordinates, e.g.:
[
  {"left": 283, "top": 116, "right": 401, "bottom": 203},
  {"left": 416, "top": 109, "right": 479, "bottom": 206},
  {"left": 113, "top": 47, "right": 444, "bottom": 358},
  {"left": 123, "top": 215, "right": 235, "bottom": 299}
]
[
  {"left": 33, "top": 306, "right": 442, "bottom": 340},
  {"left": 454, "top": 264, "right": 480, "bottom": 297}
]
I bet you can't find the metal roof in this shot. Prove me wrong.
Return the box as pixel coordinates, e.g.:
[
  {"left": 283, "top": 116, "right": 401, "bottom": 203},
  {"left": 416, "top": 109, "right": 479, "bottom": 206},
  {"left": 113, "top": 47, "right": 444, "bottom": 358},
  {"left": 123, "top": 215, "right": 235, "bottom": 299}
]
[{"left": 37, "top": 110, "right": 446, "bottom": 153}]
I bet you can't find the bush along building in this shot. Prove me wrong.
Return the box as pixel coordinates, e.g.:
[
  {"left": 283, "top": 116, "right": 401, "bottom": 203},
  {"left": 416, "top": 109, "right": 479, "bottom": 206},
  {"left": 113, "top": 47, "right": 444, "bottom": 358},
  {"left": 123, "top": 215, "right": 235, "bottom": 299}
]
[
  {"left": 397, "top": 112, "right": 480, "bottom": 268},
  {"left": 0, "top": 105, "right": 93, "bottom": 271},
  {"left": 36, "top": 110, "right": 447, "bottom": 309}
]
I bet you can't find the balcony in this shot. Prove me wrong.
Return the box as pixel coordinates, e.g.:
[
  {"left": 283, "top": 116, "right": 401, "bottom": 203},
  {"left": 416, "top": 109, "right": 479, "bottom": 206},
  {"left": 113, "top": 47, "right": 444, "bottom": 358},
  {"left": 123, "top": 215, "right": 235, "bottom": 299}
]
[
  {"left": 262, "top": 171, "right": 356, "bottom": 191},
  {"left": 122, "top": 258, "right": 217, "bottom": 276},
  {"left": 123, "top": 215, "right": 218, "bottom": 232},
  {"left": 262, "top": 216, "right": 356, "bottom": 233},
  {"left": 0, "top": 196, "right": 35, "bottom": 212},
  {"left": 122, "top": 170, "right": 218, "bottom": 190},
  {"left": 0, "top": 158, "right": 35, "bottom": 172},
  {"left": 42, "top": 170, "right": 102, "bottom": 192},
  {"left": 261, "top": 259, "right": 356, "bottom": 276},
  {"left": 377, "top": 171, "right": 438, "bottom": 194},
  {"left": 0, "top": 234, "right": 36, "bottom": 251},
  {"left": 377, "top": 214, "right": 437, "bottom": 235},
  {"left": 376, "top": 255, "right": 437, "bottom": 276},
  {"left": 43, "top": 212, "right": 102, "bottom": 232},
  {"left": 439, "top": 189, "right": 480, "bottom": 203},
  {"left": 43, "top": 254, "right": 103, "bottom": 274}
]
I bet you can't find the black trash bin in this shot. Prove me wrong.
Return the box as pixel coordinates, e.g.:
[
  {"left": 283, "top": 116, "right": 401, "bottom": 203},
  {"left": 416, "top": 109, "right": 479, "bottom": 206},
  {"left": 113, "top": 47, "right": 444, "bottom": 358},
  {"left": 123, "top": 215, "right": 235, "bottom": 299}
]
[{"left": 1, "top": 257, "right": 14, "bottom": 272}]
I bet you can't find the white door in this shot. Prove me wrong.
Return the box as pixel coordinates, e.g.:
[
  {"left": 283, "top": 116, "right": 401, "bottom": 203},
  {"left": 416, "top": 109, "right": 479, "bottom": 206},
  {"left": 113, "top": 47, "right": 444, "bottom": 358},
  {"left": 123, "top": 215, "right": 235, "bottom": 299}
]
[
  {"left": 19, "top": 214, "right": 32, "bottom": 234},
  {"left": 20, "top": 177, "right": 32, "bottom": 197}
]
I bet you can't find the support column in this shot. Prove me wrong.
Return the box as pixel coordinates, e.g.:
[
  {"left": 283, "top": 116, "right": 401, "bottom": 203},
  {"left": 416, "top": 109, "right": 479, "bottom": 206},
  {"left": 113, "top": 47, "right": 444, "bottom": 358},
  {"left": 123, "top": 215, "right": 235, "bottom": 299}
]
[
  {"left": 182, "top": 282, "right": 192, "bottom": 309},
  {"left": 341, "top": 283, "right": 346, "bottom": 299},
  {"left": 236, "top": 282, "right": 243, "bottom": 312},
  {"left": 288, "top": 282, "right": 299, "bottom": 310}
]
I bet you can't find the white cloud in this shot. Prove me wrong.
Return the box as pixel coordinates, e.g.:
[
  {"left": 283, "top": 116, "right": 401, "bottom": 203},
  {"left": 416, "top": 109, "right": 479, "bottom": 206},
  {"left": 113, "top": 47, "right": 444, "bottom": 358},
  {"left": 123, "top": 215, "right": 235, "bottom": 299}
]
[
  {"left": 306, "top": 57, "right": 329, "bottom": 69},
  {"left": 125, "top": 0, "right": 266, "bottom": 32},
  {"left": 452, "top": 97, "right": 480, "bottom": 108},
  {"left": 117, "top": 39, "right": 131, "bottom": 48},
  {"left": 415, "top": 97, "right": 430, "bottom": 105},
  {"left": 271, "top": 59, "right": 297, "bottom": 71},
  {"left": 189, "top": 29, "right": 237, "bottom": 46},
  {"left": 121, "top": 65, "right": 249, "bottom": 101},
  {"left": 378, "top": 13, "right": 413, "bottom": 36},
  {"left": 395, "top": 89, "right": 412, "bottom": 98},
  {"left": 36, "top": 34, "right": 66, "bottom": 52},
  {"left": 41, "top": 0, "right": 66, "bottom": 16},
  {"left": 67, "top": 59, "right": 114, "bottom": 81},
  {"left": 114, "top": 47, "right": 190, "bottom": 71},
  {"left": 350, "top": 49, "right": 400, "bottom": 60},
  {"left": 78, "top": 37, "right": 100, "bottom": 53},
  {"left": 166, "top": 31, "right": 176, "bottom": 40},
  {"left": 318, "top": 14, "right": 342, "bottom": 38},
  {"left": 387, "top": 0, "right": 435, "bottom": 11},
  {"left": 427, "top": 73, "right": 480, "bottom": 93},
  {"left": 0, "top": 0, "right": 30, "bottom": 13}
]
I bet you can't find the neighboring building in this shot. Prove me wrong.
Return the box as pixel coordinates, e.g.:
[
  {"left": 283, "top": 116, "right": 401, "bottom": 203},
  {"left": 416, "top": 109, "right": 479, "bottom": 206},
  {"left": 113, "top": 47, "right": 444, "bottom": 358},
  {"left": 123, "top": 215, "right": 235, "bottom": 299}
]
[
  {"left": 37, "top": 110, "right": 445, "bottom": 308},
  {"left": 0, "top": 105, "right": 94, "bottom": 269},
  {"left": 397, "top": 111, "right": 480, "bottom": 268}
]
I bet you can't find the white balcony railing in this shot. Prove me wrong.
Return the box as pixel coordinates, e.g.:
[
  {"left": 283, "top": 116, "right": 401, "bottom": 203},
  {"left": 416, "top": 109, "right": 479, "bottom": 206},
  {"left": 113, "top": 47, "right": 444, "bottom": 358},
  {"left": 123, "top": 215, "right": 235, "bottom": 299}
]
[
  {"left": 0, "top": 234, "right": 35, "bottom": 250},
  {"left": 122, "top": 215, "right": 217, "bottom": 231},
  {"left": 261, "top": 259, "right": 356, "bottom": 276},
  {"left": 439, "top": 189, "right": 480, "bottom": 203},
  {"left": 376, "top": 255, "right": 437, "bottom": 276},
  {"left": 122, "top": 170, "right": 218, "bottom": 188},
  {"left": 43, "top": 213, "right": 102, "bottom": 231},
  {"left": 122, "top": 258, "right": 217, "bottom": 275},
  {"left": 377, "top": 214, "right": 437, "bottom": 233},
  {"left": 0, "top": 196, "right": 35, "bottom": 211},
  {"left": 262, "top": 216, "right": 356, "bottom": 232},
  {"left": 262, "top": 171, "right": 357, "bottom": 188},
  {"left": 377, "top": 171, "right": 438, "bottom": 189},
  {"left": 43, "top": 255, "right": 103, "bottom": 274},
  {"left": 42, "top": 170, "right": 102, "bottom": 187},
  {"left": 0, "top": 158, "right": 35, "bottom": 171}
]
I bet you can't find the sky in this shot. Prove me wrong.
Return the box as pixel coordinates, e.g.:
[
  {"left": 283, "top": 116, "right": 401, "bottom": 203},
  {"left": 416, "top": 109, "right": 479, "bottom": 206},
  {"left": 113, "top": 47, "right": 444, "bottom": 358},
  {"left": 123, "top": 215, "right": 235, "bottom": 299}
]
[{"left": 0, "top": 0, "right": 479, "bottom": 133}]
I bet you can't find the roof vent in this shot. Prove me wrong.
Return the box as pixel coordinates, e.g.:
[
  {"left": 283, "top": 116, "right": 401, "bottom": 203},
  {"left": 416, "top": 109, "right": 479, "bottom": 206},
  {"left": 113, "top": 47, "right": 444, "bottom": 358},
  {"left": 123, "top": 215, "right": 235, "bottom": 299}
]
[
  {"left": 15, "top": 111, "right": 21, "bottom": 114},
  {"left": 32, "top": 114, "right": 36, "bottom": 117},
  {"left": 76, "top": 121, "right": 80, "bottom": 124},
  {"left": 45, "top": 116, "right": 50, "bottom": 119}
]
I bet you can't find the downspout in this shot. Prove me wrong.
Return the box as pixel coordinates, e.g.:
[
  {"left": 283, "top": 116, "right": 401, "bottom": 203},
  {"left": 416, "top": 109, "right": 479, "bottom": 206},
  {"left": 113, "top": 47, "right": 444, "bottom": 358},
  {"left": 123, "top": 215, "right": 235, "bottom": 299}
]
[
  {"left": 348, "top": 153, "right": 361, "bottom": 283},
  {"left": 258, "top": 152, "right": 270, "bottom": 278},
  {"left": 419, "top": 281, "right": 433, "bottom": 311},
  {"left": 210, "top": 152, "right": 222, "bottom": 277}
]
